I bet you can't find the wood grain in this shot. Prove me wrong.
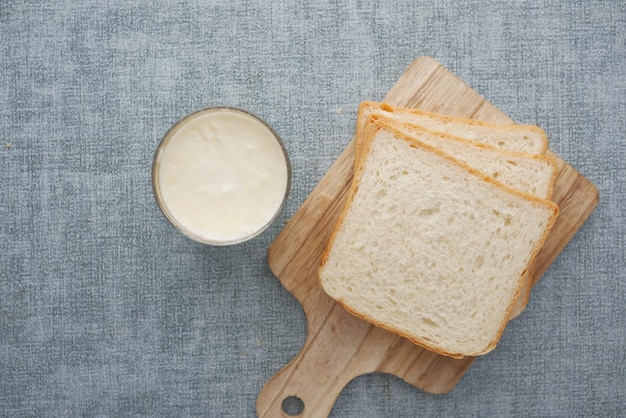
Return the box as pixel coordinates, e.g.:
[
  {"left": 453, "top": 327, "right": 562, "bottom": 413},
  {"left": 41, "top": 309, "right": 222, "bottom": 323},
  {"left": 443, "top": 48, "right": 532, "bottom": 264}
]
[{"left": 256, "top": 56, "right": 598, "bottom": 418}]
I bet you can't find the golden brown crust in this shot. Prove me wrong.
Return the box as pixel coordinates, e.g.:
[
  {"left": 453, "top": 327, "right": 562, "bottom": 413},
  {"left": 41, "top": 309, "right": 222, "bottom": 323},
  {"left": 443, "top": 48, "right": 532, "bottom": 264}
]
[
  {"left": 355, "top": 101, "right": 550, "bottom": 169},
  {"left": 543, "top": 157, "right": 559, "bottom": 201},
  {"left": 359, "top": 101, "right": 550, "bottom": 154},
  {"left": 509, "top": 271, "right": 531, "bottom": 319},
  {"left": 358, "top": 114, "right": 556, "bottom": 166},
  {"left": 319, "top": 119, "right": 559, "bottom": 358},
  {"left": 318, "top": 148, "right": 369, "bottom": 270}
]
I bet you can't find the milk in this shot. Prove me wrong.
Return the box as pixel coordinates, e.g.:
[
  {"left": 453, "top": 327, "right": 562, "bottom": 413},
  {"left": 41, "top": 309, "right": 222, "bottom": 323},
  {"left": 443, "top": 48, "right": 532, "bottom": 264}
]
[{"left": 153, "top": 108, "right": 289, "bottom": 244}]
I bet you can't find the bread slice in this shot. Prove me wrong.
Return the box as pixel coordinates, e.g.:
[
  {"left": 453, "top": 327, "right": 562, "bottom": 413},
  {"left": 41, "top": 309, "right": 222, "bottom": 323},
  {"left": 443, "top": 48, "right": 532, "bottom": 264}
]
[
  {"left": 320, "top": 122, "right": 559, "bottom": 358},
  {"left": 363, "top": 116, "right": 558, "bottom": 200},
  {"left": 355, "top": 101, "right": 549, "bottom": 161}
]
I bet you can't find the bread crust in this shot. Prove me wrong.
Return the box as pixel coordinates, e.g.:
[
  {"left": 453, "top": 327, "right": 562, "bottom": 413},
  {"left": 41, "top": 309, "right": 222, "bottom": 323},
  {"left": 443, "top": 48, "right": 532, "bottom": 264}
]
[
  {"left": 319, "top": 120, "right": 559, "bottom": 358},
  {"left": 357, "top": 101, "right": 550, "bottom": 154}
]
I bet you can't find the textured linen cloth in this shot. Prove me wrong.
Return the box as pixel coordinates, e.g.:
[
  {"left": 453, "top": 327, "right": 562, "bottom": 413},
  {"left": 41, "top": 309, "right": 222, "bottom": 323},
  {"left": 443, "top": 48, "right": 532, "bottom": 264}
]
[{"left": 1, "top": 1, "right": 624, "bottom": 417}]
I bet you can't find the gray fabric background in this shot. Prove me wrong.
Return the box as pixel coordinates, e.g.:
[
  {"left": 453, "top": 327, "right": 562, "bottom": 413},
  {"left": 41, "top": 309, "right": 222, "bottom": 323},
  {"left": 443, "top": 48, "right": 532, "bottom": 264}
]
[{"left": 1, "top": 1, "right": 624, "bottom": 417}]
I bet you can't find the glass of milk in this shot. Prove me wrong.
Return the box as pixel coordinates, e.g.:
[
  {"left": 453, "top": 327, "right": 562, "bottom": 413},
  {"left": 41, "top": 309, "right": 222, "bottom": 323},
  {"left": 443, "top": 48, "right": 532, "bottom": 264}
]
[{"left": 152, "top": 107, "right": 291, "bottom": 245}]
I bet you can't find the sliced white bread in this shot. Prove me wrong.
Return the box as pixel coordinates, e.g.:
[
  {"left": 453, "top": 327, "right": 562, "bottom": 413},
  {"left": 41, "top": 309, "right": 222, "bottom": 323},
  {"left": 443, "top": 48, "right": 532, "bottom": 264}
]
[
  {"left": 320, "top": 122, "right": 559, "bottom": 358},
  {"left": 355, "top": 101, "right": 549, "bottom": 161}
]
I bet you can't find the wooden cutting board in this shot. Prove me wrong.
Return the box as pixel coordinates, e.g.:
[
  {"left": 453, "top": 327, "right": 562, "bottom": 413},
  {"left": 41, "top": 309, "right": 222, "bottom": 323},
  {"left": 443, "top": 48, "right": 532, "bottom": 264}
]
[{"left": 256, "top": 56, "right": 599, "bottom": 418}]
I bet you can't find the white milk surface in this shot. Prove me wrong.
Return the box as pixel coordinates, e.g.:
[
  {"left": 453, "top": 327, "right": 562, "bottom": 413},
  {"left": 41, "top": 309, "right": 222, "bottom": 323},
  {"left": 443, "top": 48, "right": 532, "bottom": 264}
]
[{"left": 156, "top": 109, "right": 288, "bottom": 243}]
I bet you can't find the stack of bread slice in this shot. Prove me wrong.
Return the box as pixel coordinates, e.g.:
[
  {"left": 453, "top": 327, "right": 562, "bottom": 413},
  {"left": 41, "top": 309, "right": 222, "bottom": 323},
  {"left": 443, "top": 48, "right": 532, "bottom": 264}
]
[{"left": 319, "top": 102, "right": 560, "bottom": 358}]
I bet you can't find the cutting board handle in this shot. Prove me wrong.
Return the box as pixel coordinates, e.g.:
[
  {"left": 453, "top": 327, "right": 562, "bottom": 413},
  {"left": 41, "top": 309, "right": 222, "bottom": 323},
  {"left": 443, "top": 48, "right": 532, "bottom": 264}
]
[
  {"left": 255, "top": 347, "right": 349, "bottom": 418},
  {"left": 256, "top": 302, "right": 365, "bottom": 418},
  {"left": 257, "top": 279, "right": 402, "bottom": 418}
]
